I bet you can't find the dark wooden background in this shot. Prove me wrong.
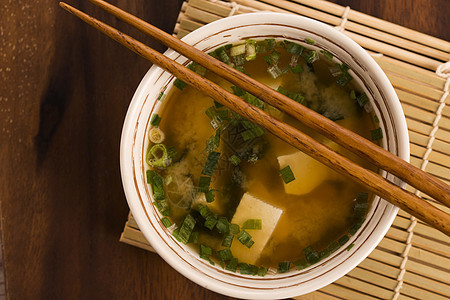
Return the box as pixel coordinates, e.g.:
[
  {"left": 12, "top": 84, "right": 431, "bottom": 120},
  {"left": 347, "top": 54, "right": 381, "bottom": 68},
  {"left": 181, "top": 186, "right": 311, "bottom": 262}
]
[{"left": 0, "top": 0, "right": 448, "bottom": 299}]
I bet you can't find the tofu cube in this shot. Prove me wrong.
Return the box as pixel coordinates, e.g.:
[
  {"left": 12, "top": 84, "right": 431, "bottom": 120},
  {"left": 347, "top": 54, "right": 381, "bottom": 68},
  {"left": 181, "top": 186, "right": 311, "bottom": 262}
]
[
  {"left": 230, "top": 193, "right": 283, "bottom": 264},
  {"left": 277, "top": 151, "right": 337, "bottom": 196}
]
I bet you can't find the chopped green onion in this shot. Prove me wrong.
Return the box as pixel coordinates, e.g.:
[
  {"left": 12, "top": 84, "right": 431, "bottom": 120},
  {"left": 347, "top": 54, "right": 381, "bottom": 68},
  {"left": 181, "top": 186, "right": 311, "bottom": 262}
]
[
  {"left": 374, "top": 114, "right": 380, "bottom": 124},
  {"left": 237, "top": 230, "right": 254, "bottom": 248},
  {"left": 205, "top": 189, "right": 215, "bottom": 203},
  {"left": 336, "top": 72, "right": 352, "bottom": 86},
  {"left": 215, "top": 46, "right": 232, "bottom": 65},
  {"left": 234, "top": 65, "right": 245, "bottom": 73},
  {"left": 267, "top": 64, "right": 283, "bottom": 79},
  {"left": 278, "top": 261, "right": 290, "bottom": 273},
  {"left": 206, "top": 131, "right": 221, "bottom": 154},
  {"left": 277, "top": 86, "right": 304, "bottom": 104},
  {"left": 357, "top": 192, "right": 369, "bottom": 202},
  {"left": 280, "top": 165, "right": 295, "bottom": 184},
  {"left": 198, "top": 176, "right": 211, "bottom": 193},
  {"left": 178, "top": 214, "right": 196, "bottom": 244},
  {"left": 319, "top": 249, "right": 330, "bottom": 259},
  {"left": 187, "top": 62, "right": 206, "bottom": 76},
  {"left": 228, "top": 154, "right": 241, "bottom": 166},
  {"left": 218, "top": 248, "right": 233, "bottom": 261},
  {"left": 257, "top": 266, "right": 268, "bottom": 276},
  {"left": 222, "top": 233, "right": 234, "bottom": 248},
  {"left": 174, "top": 78, "right": 187, "bottom": 90},
  {"left": 293, "top": 258, "right": 309, "bottom": 270},
  {"left": 232, "top": 54, "right": 246, "bottom": 66},
  {"left": 242, "top": 93, "right": 265, "bottom": 109},
  {"left": 305, "top": 38, "right": 315, "bottom": 45},
  {"left": 328, "top": 240, "right": 340, "bottom": 253},
  {"left": 231, "top": 85, "right": 246, "bottom": 96},
  {"left": 161, "top": 217, "right": 172, "bottom": 228},
  {"left": 291, "top": 64, "right": 304, "bottom": 74},
  {"left": 285, "top": 41, "right": 305, "bottom": 55},
  {"left": 303, "top": 50, "right": 318, "bottom": 64},
  {"left": 245, "top": 39, "right": 257, "bottom": 61},
  {"left": 204, "top": 215, "right": 218, "bottom": 230},
  {"left": 199, "top": 244, "right": 215, "bottom": 265},
  {"left": 197, "top": 204, "right": 211, "bottom": 219},
  {"left": 153, "top": 200, "right": 170, "bottom": 216},
  {"left": 371, "top": 128, "right": 383, "bottom": 141},
  {"left": 225, "top": 257, "right": 238, "bottom": 272},
  {"left": 354, "top": 199, "right": 368, "bottom": 217},
  {"left": 150, "top": 114, "right": 162, "bottom": 127},
  {"left": 157, "top": 91, "right": 165, "bottom": 101},
  {"left": 147, "top": 170, "right": 166, "bottom": 200},
  {"left": 214, "top": 100, "right": 224, "bottom": 108},
  {"left": 189, "top": 231, "right": 199, "bottom": 244},
  {"left": 230, "top": 223, "right": 240, "bottom": 235},
  {"left": 146, "top": 143, "right": 172, "bottom": 169},
  {"left": 304, "top": 246, "right": 320, "bottom": 264},
  {"left": 349, "top": 90, "right": 356, "bottom": 100},
  {"left": 338, "top": 234, "right": 350, "bottom": 246},
  {"left": 356, "top": 92, "right": 369, "bottom": 107},
  {"left": 346, "top": 243, "right": 355, "bottom": 251},
  {"left": 172, "top": 228, "right": 181, "bottom": 242},
  {"left": 264, "top": 50, "right": 281, "bottom": 65},
  {"left": 216, "top": 217, "right": 230, "bottom": 234},
  {"left": 239, "top": 263, "right": 258, "bottom": 275},
  {"left": 320, "top": 49, "right": 333, "bottom": 60},
  {"left": 230, "top": 43, "right": 246, "bottom": 57},
  {"left": 242, "top": 219, "right": 262, "bottom": 230},
  {"left": 349, "top": 218, "right": 365, "bottom": 235},
  {"left": 201, "top": 151, "right": 221, "bottom": 176}
]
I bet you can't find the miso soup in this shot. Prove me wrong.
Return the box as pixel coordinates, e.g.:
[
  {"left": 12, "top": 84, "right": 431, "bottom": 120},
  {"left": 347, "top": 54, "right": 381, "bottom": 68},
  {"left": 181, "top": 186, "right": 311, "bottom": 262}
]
[{"left": 145, "top": 39, "right": 381, "bottom": 274}]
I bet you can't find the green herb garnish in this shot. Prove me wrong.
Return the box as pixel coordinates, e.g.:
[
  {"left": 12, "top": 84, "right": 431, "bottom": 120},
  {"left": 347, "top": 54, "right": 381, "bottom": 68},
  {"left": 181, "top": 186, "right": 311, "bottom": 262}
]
[
  {"left": 304, "top": 246, "right": 320, "bottom": 264},
  {"left": 228, "top": 154, "right": 241, "bottom": 166},
  {"left": 218, "top": 248, "right": 233, "bottom": 261},
  {"left": 225, "top": 258, "right": 238, "bottom": 272},
  {"left": 237, "top": 230, "right": 254, "bottom": 248},
  {"left": 222, "top": 233, "right": 234, "bottom": 248},
  {"left": 278, "top": 261, "right": 290, "bottom": 273},
  {"left": 216, "top": 217, "right": 230, "bottom": 234},
  {"left": 150, "top": 114, "right": 162, "bottom": 127},
  {"left": 198, "top": 176, "right": 212, "bottom": 193},
  {"left": 293, "top": 258, "right": 309, "bottom": 270},
  {"left": 371, "top": 128, "right": 383, "bottom": 141},
  {"left": 242, "top": 219, "right": 262, "bottom": 230},
  {"left": 201, "top": 151, "right": 221, "bottom": 176},
  {"left": 280, "top": 165, "right": 295, "bottom": 184},
  {"left": 174, "top": 78, "right": 187, "bottom": 90},
  {"left": 178, "top": 214, "right": 196, "bottom": 244},
  {"left": 161, "top": 217, "right": 172, "bottom": 228}
]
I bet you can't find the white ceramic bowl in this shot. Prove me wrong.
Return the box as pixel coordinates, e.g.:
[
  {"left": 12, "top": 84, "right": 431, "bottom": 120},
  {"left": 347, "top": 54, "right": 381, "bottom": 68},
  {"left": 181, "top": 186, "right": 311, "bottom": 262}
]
[{"left": 120, "top": 12, "right": 409, "bottom": 299}]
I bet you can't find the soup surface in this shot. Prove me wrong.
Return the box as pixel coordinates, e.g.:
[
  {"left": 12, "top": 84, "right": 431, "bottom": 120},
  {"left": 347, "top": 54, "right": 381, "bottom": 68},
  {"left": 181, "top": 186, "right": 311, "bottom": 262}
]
[{"left": 145, "top": 39, "right": 380, "bottom": 274}]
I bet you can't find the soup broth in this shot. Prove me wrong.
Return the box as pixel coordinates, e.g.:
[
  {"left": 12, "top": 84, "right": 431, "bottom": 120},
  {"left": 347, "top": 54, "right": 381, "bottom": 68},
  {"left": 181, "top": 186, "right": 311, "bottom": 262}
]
[{"left": 146, "top": 39, "right": 380, "bottom": 273}]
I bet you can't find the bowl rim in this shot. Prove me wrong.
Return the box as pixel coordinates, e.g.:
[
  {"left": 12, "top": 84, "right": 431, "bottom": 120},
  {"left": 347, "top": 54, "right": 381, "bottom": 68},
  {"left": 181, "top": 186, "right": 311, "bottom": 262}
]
[{"left": 120, "top": 12, "right": 409, "bottom": 299}]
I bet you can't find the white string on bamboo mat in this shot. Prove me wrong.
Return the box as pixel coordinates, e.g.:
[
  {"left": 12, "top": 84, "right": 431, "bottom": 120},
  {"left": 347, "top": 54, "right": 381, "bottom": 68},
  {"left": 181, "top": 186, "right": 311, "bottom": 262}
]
[
  {"left": 209, "top": 0, "right": 258, "bottom": 16},
  {"left": 392, "top": 60, "right": 450, "bottom": 300},
  {"left": 335, "top": 6, "right": 350, "bottom": 32}
]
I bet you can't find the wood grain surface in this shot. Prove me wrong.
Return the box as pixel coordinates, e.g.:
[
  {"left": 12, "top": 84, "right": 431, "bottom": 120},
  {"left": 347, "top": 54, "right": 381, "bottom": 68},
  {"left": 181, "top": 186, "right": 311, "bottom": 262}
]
[{"left": 0, "top": 0, "right": 448, "bottom": 299}]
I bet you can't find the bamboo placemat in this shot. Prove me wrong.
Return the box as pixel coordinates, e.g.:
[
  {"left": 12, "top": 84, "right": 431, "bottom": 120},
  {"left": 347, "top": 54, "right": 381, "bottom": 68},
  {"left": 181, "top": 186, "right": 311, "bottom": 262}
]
[{"left": 120, "top": 0, "right": 450, "bottom": 299}]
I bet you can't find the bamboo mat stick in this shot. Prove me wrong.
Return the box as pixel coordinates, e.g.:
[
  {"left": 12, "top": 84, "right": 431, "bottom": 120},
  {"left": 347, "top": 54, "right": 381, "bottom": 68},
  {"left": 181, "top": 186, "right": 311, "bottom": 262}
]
[{"left": 87, "top": 0, "right": 450, "bottom": 208}]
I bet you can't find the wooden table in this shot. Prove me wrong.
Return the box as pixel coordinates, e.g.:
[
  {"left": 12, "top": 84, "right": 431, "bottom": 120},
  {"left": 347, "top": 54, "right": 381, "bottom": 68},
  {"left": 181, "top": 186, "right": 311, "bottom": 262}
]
[{"left": 0, "top": 0, "right": 448, "bottom": 299}]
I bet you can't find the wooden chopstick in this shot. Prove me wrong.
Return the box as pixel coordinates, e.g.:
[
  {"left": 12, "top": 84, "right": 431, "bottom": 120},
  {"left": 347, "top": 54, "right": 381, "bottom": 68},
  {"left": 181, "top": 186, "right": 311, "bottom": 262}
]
[
  {"left": 58, "top": 2, "right": 450, "bottom": 236},
  {"left": 86, "top": 0, "right": 450, "bottom": 209}
]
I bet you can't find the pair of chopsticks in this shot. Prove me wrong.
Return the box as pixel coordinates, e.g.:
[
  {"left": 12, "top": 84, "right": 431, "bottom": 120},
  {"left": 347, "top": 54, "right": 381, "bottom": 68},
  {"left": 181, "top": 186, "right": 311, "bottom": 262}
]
[{"left": 60, "top": 0, "right": 450, "bottom": 236}]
